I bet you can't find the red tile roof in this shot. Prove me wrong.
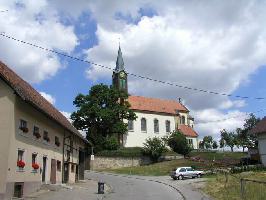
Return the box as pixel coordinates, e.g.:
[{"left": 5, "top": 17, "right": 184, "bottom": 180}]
[
  {"left": 0, "top": 61, "right": 86, "bottom": 142},
  {"left": 128, "top": 95, "right": 188, "bottom": 114},
  {"left": 178, "top": 125, "right": 198, "bottom": 137},
  {"left": 250, "top": 117, "right": 266, "bottom": 134}
]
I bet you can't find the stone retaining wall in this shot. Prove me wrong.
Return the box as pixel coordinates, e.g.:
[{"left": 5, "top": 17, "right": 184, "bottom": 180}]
[{"left": 91, "top": 156, "right": 151, "bottom": 170}]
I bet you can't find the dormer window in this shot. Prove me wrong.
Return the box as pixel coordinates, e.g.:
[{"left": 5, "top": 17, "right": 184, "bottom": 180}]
[{"left": 180, "top": 116, "right": 186, "bottom": 124}]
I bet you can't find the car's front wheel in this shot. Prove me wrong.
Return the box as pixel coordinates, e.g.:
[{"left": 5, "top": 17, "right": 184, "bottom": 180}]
[
  {"left": 178, "top": 175, "right": 184, "bottom": 180},
  {"left": 172, "top": 176, "right": 177, "bottom": 180}
]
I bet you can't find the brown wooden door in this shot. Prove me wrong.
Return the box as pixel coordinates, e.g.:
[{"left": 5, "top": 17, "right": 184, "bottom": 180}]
[{"left": 50, "top": 159, "right": 56, "bottom": 184}]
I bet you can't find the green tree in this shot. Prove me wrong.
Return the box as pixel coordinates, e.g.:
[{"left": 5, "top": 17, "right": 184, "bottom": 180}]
[
  {"left": 202, "top": 136, "right": 213, "bottom": 149},
  {"left": 71, "top": 84, "right": 137, "bottom": 152},
  {"left": 220, "top": 129, "right": 238, "bottom": 152},
  {"left": 142, "top": 137, "right": 167, "bottom": 162},
  {"left": 167, "top": 131, "right": 192, "bottom": 157},
  {"left": 212, "top": 141, "right": 218, "bottom": 149}
]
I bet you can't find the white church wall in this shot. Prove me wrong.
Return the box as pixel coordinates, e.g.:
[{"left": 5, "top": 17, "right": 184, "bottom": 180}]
[{"left": 124, "top": 112, "right": 176, "bottom": 147}]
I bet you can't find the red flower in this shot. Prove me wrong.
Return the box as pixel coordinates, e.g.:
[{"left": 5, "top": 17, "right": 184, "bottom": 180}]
[
  {"left": 32, "top": 163, "right": 39, "bottom": 170},
  {"left": 17, "top": 160, "right": 25, "bottom": 168}
]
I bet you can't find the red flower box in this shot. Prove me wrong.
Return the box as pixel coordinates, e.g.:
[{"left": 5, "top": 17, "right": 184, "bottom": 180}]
[
  {"left": 33, "top": 132, "right": 41, "bottom": 139},
  {"left": 32, "top": 163, "right": 39, "bottom": 170},
  {"left": 20, "top": 127, "right": 28, "bottom": 133},
  {"left": 17, "top": 160, "right": 25, "bottom": 168}
]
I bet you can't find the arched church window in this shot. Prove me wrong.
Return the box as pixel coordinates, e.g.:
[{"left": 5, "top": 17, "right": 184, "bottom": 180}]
[
  {"left": 154, "top": 119, "right": 159, "bottom": 133},
  {"left": 128, "top": 120, "right": 134, "bottom": 131},
  {"left": 166, "top": 120, "right": 171, "bottom": 133},
  {"left": 141, "top": 118, "right": 147, "bottom": 132}
]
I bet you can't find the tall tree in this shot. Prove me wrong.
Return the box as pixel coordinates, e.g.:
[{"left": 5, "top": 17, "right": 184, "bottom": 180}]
[
  {"left": 220, "top": 129, "right": 237, "bottom": 152},
  {"left": 202, "top": 136, "right": 213, "bottom": 149},
  {"left": 71, "top": 84, "right": 137, "bottom": 152},
  {"left": 212, "top": 141, "right": 218, "bottom": 149}
]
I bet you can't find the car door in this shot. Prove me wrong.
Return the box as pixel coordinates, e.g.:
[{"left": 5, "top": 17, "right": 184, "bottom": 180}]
[
  {"left": 186, "top": 167, "right": 194, "bottom": 178},
  {"left": 179, "top": 168, "right": 187, "bottom": 177}
]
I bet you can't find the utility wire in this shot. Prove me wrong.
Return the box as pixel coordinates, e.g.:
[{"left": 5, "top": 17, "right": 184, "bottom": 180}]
[
  {"left": 0, "top": 32, "right": 265, "bottom": 100},
  {"left": 195, "top": 108, "right": 266, "bottom": 124},
  {"left": 0, "top": 10, "right": 8, "bottom": 12}
]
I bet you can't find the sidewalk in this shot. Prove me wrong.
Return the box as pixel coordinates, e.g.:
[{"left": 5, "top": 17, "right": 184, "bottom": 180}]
[{"left": 23, "top": 179, "right": 110, "bottom": 200}]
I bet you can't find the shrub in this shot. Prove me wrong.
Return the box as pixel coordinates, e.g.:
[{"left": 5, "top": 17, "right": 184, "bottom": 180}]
[
  {"left": 103, "top": 136, "right": 119, "bottom": 150},
  {"left": 142, "top": 137, "right": 167, "bottom": 162},
  {"left": 167, "top": 131, "right": 192, "bottom": 157}
]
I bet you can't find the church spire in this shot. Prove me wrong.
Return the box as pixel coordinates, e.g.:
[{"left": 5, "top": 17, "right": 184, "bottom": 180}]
[{"left": 115, "top": 45, "right": 124, "bottom": 72}]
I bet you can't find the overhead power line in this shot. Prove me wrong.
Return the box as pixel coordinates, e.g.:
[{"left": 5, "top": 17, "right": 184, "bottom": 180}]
[
  {"left": 0, "top": 10, "right": 8, "bottom": 12},
  {"left": 0, "top": 32, "right": 265, "bottom": 101},
  {"left": 194, "top": 108, "right": 266, "bottom": 124}
]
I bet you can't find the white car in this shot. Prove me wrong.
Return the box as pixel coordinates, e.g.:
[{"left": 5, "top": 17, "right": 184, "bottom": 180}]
[{"left": 170, "top": 167, "right": 204, "bottom": 180}]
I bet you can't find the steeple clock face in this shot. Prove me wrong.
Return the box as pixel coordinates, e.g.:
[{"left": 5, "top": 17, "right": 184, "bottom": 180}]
[{"left": 119, "top": 71, "right": 125, "bottom": 78}]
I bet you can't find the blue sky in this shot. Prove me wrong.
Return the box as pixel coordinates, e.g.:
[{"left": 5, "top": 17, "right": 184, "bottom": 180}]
[{"left": 1, "top": 0, "right": 266, "bottom": 139}]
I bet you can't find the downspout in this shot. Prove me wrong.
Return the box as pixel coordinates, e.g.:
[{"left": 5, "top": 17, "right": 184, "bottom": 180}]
[{"left": 62, "top": 130, "right": 66, "bottom": 183}]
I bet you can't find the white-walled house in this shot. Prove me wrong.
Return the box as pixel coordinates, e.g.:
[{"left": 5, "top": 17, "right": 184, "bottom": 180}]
[
  {"left": 123, "top": 96, "right": 199, "bottom": 149},
  {"left": 250, "top": 117, "right": 266, "bottom": 166}
]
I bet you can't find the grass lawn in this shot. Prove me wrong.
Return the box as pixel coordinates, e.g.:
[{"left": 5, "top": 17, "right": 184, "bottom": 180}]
[
  {"left": 101, "top": 159, "right": 211, "bottom": 176},
  {"left": 99, "top": 151, "right": 246, "bottom": 176},
  {"left": 203, "top": 172, "right": 266, "bottom": 200},
  {"left": 189, "top": 151, "right": 246, "bottom": 161}
]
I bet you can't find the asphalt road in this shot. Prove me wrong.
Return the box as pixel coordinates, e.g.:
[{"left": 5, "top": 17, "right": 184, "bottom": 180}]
[{"left": 86, "top": 171, "right": 184, "bottom": 200}]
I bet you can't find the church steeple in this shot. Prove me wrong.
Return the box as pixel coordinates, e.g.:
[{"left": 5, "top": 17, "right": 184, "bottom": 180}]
[
  {"left": 112, "top": 45, "right": 128, "bottom": 93},
  {"left": 115, "top": 45, "right": 125, "bottom": 72}
]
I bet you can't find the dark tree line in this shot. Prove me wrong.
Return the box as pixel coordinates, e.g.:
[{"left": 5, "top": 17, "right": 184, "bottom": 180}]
[{"left": 199, "top": 114, "right": 260, "bottom": 152}]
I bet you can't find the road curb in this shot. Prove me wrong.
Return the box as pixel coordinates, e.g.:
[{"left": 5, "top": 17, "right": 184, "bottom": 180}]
[{"left": 87, "top": 170, "right": 186, "bottom": 200}]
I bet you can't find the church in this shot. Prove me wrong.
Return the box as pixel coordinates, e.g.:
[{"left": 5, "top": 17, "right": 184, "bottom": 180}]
[{"left": 112, "top": 46, "right": 199, "bottom": 149}]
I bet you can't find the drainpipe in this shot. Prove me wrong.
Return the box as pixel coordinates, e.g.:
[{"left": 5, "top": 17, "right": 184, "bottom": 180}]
[{"left": 62, "top": 130, "right": 66, "bottom": 183}]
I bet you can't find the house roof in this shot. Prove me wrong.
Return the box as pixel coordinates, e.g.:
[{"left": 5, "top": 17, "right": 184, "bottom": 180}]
[
  {"left": 249, "top": 117, "right": 266, "bottom": 135},
  {"left": 178, "top": 125, "right": 198, "bottom": 137},
  {"left": 0, "top": 61, "right": 86, "bottom": 142},
  {"left": 128, "top": 95, "right": 188, "bottom": 114}
]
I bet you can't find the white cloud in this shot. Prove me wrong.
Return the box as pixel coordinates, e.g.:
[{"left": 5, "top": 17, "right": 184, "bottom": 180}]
[
  {"left": 82, "top": 0, "right": 266, "bottom": 139},
  {"left": 40, "top": 91, "right": 56, "bottom": 105},
  {"left": 0, "top": 0, "right": 78, "bottom": 83},
  {"left": 194, "top": 109, "right": 247, "bottom": 140}
]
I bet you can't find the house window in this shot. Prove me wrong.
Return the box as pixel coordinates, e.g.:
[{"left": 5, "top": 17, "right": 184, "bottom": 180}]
[
  {"left": 17, "top": 150, "right": 24, "bottom": 161},
  {"left": 55, "top": 136, "right": 60, "bottom": 147},
  {"left": 71, "top": 164, "right": 75, "bottom": 173},
  {"left": 33, "top": 126, "right": 41, "bottom": 139},
  {"left": 128, "top": 120, "right": 134, "bottom": 131},
  {"left": 43, "top": 131, "right": 50, "bottom": 142},
  {"left": 32, "top": 153, "right": 37, "bottom": 164},
  {"left": 19, "top": 119, "right": 28, "bottom": 133},
  {"left": 154, "top": 119, "right": 159, "bottom": 133},
  {"left": 57, "top": 160, "right": 61, "bottom": 172},
  {"left": 180, "top": 116, "right": 186, "bottom": 124},
  {"left": 141, "top": 118, "right": 147, "bottom": 132},
  {"left": 166, "top": 120, "right": 171, "bottom": 133}
]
